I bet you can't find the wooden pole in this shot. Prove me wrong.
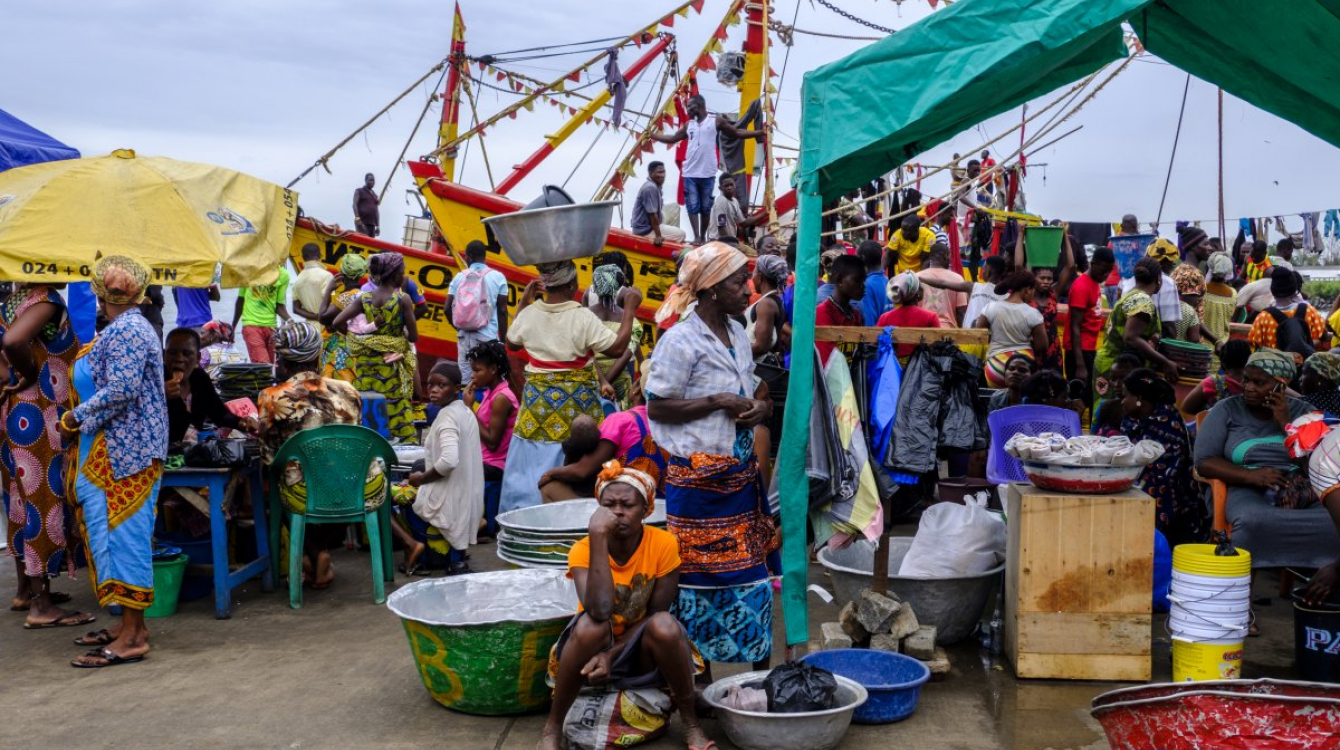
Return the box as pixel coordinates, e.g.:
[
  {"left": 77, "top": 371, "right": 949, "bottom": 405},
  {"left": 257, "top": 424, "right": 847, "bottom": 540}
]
[{"left": 1217, "top": 87, "right": 1226, "bottom": 247}]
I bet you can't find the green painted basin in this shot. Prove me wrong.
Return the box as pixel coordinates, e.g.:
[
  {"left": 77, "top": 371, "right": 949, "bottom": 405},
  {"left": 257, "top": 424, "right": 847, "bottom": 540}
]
[{"left": 387, "top": 569, "right": 576, "bottom": 715}]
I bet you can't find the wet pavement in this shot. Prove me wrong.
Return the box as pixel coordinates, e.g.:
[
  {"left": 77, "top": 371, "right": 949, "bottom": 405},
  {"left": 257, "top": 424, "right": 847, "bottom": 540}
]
[{"left": 3, "top": 530, "right": 1304, "bottom": 750}]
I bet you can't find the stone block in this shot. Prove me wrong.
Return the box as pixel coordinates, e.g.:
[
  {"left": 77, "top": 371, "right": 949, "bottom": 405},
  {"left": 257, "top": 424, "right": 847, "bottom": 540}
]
[
  {"left": 926, "top": 647, "right": 951, "bottom": 679},
  {"left": 856, "top": 589, "right": 901, "bottom": 634},
  {"left": 889, "top": 601, "right": 921, "bottom": 640},
  {"left": 869, "top": 633, "right": 902, "bottom": 652},
  {"left": 903, "top": 625, "right": 938, "bottom": 660},
  {"left": 821, "top": 621, "right": 853, "bottom": 650},
  {"left": 838, "top": 601, "right": 870, "bottom": 644}
]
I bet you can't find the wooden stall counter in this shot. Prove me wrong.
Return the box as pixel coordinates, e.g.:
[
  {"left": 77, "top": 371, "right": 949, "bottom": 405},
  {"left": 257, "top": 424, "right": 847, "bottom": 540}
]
[{"left": 1004, "top": 483, "right": 1155, "bottom": 681}]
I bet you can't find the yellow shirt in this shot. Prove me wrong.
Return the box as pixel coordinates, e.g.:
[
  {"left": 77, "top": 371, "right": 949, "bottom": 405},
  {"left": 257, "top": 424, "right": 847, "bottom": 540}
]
[
  {"left": 886, "top": 227, "right": 936, "bottom": 274},
  {"left": 1328, "top": 307, "right": 1340, "bottom": 348}
]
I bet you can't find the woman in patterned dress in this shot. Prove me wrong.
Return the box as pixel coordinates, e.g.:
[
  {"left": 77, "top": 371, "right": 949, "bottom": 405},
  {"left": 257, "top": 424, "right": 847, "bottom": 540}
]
[
  {"left": 500, "top": 259, "right": 642, "bottom": 513},
  {"left": 1120, "top": 368, "right": 1207, "bottom": 546},
  {"left": 318, "top": 253, "right": 367, "bottom": 383},
  {"left": 333, "top": 252, "right": 418, "bottom": 443},
  {"left": 61, "top": 256, "right": 168, "bottom": 667},
  {"left": 2, "top": 284, "right": 90, "bottom": 628}
]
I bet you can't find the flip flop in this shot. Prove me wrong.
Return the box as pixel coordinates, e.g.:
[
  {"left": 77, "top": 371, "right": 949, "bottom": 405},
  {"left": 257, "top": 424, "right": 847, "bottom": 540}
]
[
  {"left": 74, "top": 628, "right": 115, "bottom": 647},
  {"left": 398, "top": 563, "right": 430, "bottom": 577},
  {"left": 24, "top": 610, "right": 96, "bottom": 630},
  {"left": 688, "top": 741, "right": 717, "bottom": 750},
  {"left": 71, "top": 647, "right": 145, "bottom": 669},
  {"left": 9, "top": 591, "right": 73, "bottom": 611}
]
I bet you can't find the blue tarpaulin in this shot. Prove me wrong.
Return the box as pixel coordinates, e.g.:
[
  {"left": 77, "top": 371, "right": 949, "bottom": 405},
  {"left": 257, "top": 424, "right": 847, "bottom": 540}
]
[{"left": 0, "top": 108, "right": 79, "bottom": 172}]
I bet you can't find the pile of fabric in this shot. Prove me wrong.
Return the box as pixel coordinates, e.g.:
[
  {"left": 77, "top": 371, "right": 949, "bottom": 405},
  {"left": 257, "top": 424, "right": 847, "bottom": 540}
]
[{"left": 1005, "top": 433, "right": 1164, "bottom": 467}]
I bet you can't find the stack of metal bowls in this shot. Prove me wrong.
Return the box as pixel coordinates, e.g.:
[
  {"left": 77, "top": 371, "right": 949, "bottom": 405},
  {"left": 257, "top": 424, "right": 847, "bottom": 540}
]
[{"left": 495, "top": 499, "right": 668, "bottom": 569}]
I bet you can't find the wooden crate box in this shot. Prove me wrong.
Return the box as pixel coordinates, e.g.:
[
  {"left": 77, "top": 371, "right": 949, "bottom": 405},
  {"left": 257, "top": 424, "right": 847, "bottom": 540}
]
[{"left": 1004, "top": 483, "right": 1155, "bottom": 681}]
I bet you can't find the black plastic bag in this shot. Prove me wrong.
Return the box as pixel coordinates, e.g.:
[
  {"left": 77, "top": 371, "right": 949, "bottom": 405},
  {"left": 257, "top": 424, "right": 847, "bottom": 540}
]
[
  {"left": 184, "top": 438, "right": 247, "bottom": 468},
  {"left": 763, "top": 662, "right": 838, "bottom": 713}
]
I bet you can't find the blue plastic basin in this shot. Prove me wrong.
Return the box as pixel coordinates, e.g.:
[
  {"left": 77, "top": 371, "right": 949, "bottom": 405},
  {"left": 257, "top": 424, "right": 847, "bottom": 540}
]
[{"left": 800, "top": 649, "right": 930, "bottom": 724}]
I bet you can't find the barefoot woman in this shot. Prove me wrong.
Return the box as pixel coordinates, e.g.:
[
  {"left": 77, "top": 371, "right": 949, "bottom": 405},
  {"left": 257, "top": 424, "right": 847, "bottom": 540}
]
[
  {"left": 539, "top": 461, "right": 710, "bottom": 750},
  {"left": 62, "top": 256, "right": 168, "bottom": 667}
]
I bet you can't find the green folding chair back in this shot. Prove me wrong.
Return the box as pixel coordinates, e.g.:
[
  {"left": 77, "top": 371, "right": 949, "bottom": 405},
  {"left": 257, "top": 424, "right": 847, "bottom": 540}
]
[{"left": 268, "top": 423, "right": 398, "bottom": 608}]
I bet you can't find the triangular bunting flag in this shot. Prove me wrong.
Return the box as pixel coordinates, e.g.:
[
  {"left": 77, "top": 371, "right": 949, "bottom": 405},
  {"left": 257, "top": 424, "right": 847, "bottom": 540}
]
[
  {"left": 768, "top": 67, "right": 777, "bottom": 78},
  {"left": 568, "top": 71, "right": 581, "bottom": 83},
  {"left": 725, "top": 13, "right": 741, "bottom": 26},
  {"left": 765, "top": 82, "right": 777, "bottom": 94},
  {"left": 661, "top": 14, "right": 674, "bottom": 27},
  {"left": 928, "top": 0, "right": 938, "bottom": 6},
  {"left": 709, "top": 38, "right": 723, "bottom": 53},
  {"left": 610, "top": 174, "right": 625, "bottom": 191},
  {"left": 676, "top": 6, "right": 690, "bottom": 17},
  {"left": 496, "top": 72, "right": 505, "bottom": 82},
  {"left": 714, "top": 25, "right": 729, "bottom": 40},
  {"left": 524, "top": 100, "right": 534, "bottom": 112},
  {"left": 690, "top": 0, "right": 705, "bottom": 13},
  {"left": 698, "top": 53, "right": 716, "bottom": 71},
  {"left": 554, "top": 80, "right": 565, "bottom": 92},
  {"left": 508, "top": 110, "right": 517, "bottom": 119}
]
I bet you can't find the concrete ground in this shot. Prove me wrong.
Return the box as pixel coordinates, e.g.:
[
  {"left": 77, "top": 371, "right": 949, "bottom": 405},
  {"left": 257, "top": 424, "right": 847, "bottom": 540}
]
[{"left": 3, "top": 532, "right": 1303, "bottom": 750}]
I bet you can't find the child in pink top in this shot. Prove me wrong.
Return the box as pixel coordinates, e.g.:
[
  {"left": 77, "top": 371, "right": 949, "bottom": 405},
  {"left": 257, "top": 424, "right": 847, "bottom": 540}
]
[{"left": 464, "top": 341, "right": 517, "bottom": 538}]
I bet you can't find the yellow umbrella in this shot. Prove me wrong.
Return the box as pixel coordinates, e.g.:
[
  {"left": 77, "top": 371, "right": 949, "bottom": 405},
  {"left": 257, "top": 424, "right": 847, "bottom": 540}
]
[{"left": 0, "top": 149, "right": 297, "bottom": 288}]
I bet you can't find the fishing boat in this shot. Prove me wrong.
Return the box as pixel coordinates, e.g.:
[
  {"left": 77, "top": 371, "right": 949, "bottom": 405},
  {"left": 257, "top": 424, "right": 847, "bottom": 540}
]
[{"left": 289, "top": 0, "right": 792, "bottom": 361}]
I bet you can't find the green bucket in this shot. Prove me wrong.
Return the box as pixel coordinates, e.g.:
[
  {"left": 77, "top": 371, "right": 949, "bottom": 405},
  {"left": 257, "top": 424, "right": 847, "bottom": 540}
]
[
  {"left": 1025, "top": 225, "right": 1065, "bottom": 268},
  {"left": 144, "top": 553, "right": 189, "bottom": 618},
  {"left": 387, "top": 570, "right": 577, "bottom": 715}
]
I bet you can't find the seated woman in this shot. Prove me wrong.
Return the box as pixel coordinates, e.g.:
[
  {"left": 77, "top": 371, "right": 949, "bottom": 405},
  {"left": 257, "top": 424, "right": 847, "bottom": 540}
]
[
  {"left": 986, "top": 354, "right": 1034, "bottom": 413},
  {"left": 1194, "top": 349, "right": 1340, "bottom": 573},
  {"left": 1019, "top": 369, "right": 1083, "bottom": 414},
  {"left": 539, "top": 381, "right": 668, "bottom": 504},
  {"left": 540, "top": 462, "right": 708, "bottom": 750},
  {"left": 1300, "top": 351, "right": 1340, "bottom": 418},
  {"left": 1121, "top": 368, "right": 1206, "bottom": 546},
  {"left": 164, "top": 327, "right": 253, "bottom": 447},
  {"left": 1181, "top": 339, "right": 1251, "bottom": 416}
]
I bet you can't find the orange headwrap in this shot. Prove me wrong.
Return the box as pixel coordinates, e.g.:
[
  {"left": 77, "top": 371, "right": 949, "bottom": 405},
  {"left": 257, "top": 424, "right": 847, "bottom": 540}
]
[
  {"left": 595, "top": 460, "right": 657, "bottom": 513},
  {"left": 654, "top": 242, "right": 748, "bottom": 324}
]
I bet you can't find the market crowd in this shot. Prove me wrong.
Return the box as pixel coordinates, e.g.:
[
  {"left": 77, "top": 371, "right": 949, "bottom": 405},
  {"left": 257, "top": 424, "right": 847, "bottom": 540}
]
[{"left": 6, "top": 165, "right": 1340, "bottom": 750}]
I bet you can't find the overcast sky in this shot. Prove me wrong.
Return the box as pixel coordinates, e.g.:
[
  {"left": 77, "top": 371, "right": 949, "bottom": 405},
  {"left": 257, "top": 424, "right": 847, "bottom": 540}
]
[{"left": 8, "top": 0, "right": 1340, "bottom": 243}]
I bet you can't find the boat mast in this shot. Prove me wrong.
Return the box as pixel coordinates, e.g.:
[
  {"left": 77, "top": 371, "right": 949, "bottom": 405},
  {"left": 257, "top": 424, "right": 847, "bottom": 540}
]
[
  {"left": 495, "top": 34, "right": 674, "bottom": 196},
  {"left": 439, "top": 3, "right": 468, "bottom": 181},
  {"left": 737, "top": 0, "right": 767, "bottom": 202}
]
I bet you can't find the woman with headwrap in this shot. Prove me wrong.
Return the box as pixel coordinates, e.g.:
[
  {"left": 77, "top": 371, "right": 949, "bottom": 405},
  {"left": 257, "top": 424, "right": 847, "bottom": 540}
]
[
  {"left": 318, "top": 252, "right": 369, "bottom": 382},
  {"left": 1195, "top": 348, "right": 1339, "bottom": 574},
  {"left": 877, "top": 271, "right": 941, "bottom": 359},
  {"left": 1202, "top": 251, "right": 1238, "bottom": 373},
  {"left": 588, "top": 261, "right": 644, "bottom": 410},
  {"left": 60, "top": 256, "right": 167, "bottom": 667},
  {"left": 501, "top": 259, "right": 643, "bottom": 513},
  {"left": 257, "top": 321, "right": 372, "bottom": 589},
  {"left": 538, "top": 460, "right": 707, "bottom": 750},
  {"left": 333, "top": 252, "right": 419, "bottom": 443},
  {"left": 1301, "top": 352, "right": 1340, "bottom": 418},
  {"left": 746, "top": 253, "right": 790, "bottom": 360},
  {"left": 1121, "top": 368, "right": 1207, "bottom": 546},
  {"left": 1171, "top": 262, "right": 1206, "bottom": 343},
  {"left": 2, "top": 280, "right": 86, "bottom": 627},
  {"left": 645, "top": 242, "right": 777, "bottom": 676},
  {"left": 400, "top": 361, "right": 483, "bottom": 576}
]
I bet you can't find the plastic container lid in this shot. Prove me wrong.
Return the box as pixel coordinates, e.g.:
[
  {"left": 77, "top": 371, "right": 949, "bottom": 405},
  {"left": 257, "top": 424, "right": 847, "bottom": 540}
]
[{"left": 1173, "top": 544, "right": 1252, "bottom": 576}]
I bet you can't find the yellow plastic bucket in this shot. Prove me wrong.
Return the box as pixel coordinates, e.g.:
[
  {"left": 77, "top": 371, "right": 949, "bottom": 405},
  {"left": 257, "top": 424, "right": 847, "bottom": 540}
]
[
  {"left": 1171, "top": 638, "right": 1244, "bottom": 681},
  {"left": 1172, "top": 544, "right": 1252, "bottom": 577}
]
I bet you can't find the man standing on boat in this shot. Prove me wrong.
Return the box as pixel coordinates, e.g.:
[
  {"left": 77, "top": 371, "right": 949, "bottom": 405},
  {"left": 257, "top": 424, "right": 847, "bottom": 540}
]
[
  {"left": 630, "top": 161, "right": 686, "bottom": 246},
  {"left": 353, "top": 172, "right": 380, "bottom": 237},
  {"left": 651, "top": 95, "right": 760, "bottom": 245}
]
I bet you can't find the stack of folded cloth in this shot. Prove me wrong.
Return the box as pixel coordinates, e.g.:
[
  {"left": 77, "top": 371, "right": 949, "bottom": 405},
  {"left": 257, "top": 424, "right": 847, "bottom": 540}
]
[
  {"left": 216, "top": 364, "right": 275, "bottom": 401},
  {"left": 1005, "top": 433, "right": 1164, "bottom": 466}
]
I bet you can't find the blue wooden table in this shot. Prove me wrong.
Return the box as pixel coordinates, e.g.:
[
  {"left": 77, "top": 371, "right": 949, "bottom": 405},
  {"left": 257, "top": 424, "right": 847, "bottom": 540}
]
[{"left": 162, "top": 465, "right": 273, "bottom": 619}]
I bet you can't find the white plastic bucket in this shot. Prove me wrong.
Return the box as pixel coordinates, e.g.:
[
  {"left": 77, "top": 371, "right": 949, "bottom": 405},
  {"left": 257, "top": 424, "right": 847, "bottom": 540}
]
[{"left": 1170, "top": 619, "right": 1249, "bottom": 642}]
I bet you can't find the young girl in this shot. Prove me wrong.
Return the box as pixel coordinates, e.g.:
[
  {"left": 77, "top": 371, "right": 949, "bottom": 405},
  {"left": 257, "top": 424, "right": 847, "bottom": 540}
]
[
  {"left": 406, "top": 362, "right": 483, "bottom": 575},
  {"left": 463, "top": 341, "right": 517, "bottom": 540},
  {"left": 877, "top": 271, "right": 940, "bottom": 359}
]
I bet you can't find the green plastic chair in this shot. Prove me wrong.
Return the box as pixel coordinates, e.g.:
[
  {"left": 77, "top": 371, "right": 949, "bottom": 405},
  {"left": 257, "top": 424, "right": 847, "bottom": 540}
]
[{"left": 267, "top": 423, "right": 398, "bottom": 608}]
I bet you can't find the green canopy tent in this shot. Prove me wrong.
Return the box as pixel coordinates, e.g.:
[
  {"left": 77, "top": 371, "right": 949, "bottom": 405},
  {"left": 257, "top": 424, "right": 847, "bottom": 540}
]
[{"left": 779, "top": 0, "right": 1340, "bottom": 645}]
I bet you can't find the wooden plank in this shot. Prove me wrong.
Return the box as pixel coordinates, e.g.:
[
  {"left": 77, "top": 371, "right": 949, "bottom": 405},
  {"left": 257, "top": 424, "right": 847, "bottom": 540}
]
[
  {"left": 1015, "top": 612, "right": 1151, "bottom": 656},
  {"left": 814, "top": 326, "right": 989, "bottom": 346},
  {"left": 1015, "top": 652, "right": 1151, "bottom": 682},
  {"left": 1005, "top": 484, "right": 1024, "bottom": 670}
]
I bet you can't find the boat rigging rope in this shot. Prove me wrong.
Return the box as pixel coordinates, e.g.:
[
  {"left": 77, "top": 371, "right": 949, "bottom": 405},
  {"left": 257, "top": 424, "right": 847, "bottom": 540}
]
[
  {"left": 472, "top": 35, "right": 626, "bottom": 61},
  {"left": 812, "top": 0, "right": 896, "bottom": 35},
  {"left": 770, "top": 19, "right": 882, "bottom": 43},
  {"left": 1156, "top": 73, "right": 1192, "bottom": 225},
  {"left": 461, "top": 77, "right": 498, "bottom": 191},
  {"left": 594, "top": 55, "right": 672, "bottom": 201},
  {"left": 379, "top": 66, "right": 450, "bottom": 203}
]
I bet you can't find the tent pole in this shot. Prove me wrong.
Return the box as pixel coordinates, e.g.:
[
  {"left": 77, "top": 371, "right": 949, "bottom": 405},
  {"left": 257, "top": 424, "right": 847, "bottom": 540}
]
[
  {"left": 779, "top": 178, "right": 821, "bottom": 648},
  {"left": 1218, "top": 87, "right": 1226, "bottom": 247}
]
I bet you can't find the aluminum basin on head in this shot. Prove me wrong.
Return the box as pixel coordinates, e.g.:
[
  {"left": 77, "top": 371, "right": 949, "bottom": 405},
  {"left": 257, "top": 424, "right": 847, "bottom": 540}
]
[{"left": 480, "top": 200, "right": 619, "bottom": 266}]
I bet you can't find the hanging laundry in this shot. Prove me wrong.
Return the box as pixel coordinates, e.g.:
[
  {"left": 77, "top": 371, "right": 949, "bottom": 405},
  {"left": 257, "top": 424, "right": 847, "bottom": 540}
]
[
  {"left": 1240, "top": 217, "right": 1254, "bottom": 240},
  {"left": 1325, "top": 209, "right": 1340, "bottom": 240},
  {"left": 603, "top": 48, "right": 627, "bottom": 128},
  {"left": 1302, "top": 212, "right": 1321, "bottom": 253}
]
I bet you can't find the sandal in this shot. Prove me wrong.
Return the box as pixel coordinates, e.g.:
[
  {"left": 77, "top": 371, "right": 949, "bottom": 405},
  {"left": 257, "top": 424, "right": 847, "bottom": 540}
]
[
  {"left": 24, "top": 610, "right": 96, "bottom": 630},
  {"left": 398, "top": 563, "right": 430, "bottom": 577},
  {"left": 9, "top": 591, "right": 73, "bottom": 611},
  {"left": 71, "top": 647, "right": 146, "bottom": 669},
  {"left": 74, "top": 628, "right": 116, "bottom": 647}
]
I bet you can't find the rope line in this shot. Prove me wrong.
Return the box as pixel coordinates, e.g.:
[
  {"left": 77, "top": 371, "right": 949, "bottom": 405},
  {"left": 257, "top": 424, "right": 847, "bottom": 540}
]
[{"left": 1156, "top": 73, "right": 1192, "bottom": 225}]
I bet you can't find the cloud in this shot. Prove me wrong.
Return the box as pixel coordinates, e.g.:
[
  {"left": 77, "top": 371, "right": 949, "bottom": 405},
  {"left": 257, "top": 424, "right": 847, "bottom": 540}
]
[{"left": 7, "top": 0, "right": 1339, "bottom": 241}]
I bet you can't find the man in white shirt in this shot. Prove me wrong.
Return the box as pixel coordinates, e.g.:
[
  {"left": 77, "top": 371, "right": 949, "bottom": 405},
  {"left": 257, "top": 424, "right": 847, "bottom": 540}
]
[{"left": 652, "top": 94, "right": 761, "bottom": 244}]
